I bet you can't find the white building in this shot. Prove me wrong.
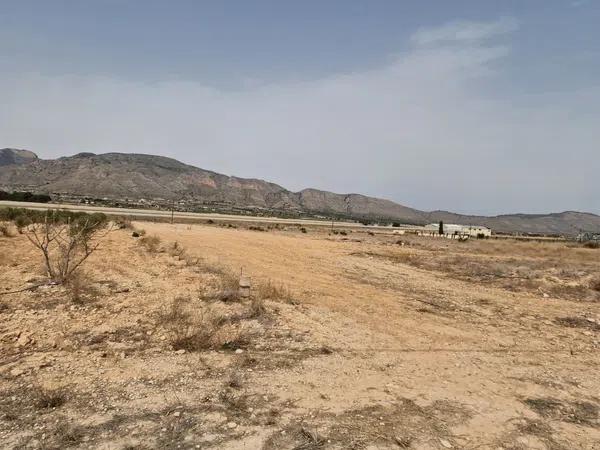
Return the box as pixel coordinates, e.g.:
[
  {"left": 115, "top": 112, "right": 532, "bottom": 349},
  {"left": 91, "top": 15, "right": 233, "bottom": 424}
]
[{"left": 424, "top": 223, "right": 492, "bottom": 238}]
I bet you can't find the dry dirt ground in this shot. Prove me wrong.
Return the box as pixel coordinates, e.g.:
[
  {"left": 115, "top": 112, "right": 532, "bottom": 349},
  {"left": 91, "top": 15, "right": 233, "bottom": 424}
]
[{"left": 1, "top": 221, "right": 599, "bottom": 449}]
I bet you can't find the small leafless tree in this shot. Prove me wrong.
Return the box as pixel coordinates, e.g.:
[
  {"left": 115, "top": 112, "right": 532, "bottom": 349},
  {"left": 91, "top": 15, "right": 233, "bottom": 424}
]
[{"left": 26, "top": 215, "right": 111, "bottom": 283}]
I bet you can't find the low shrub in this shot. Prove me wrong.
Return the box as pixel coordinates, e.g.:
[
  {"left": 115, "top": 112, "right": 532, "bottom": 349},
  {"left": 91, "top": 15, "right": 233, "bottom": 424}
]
[
  {"left": 159, "top": 296, "right": 249, "bottom": 351},
  {"left": 139, "top": 235, "right": 161, "bottom": 253},
  {"left": 248, "top": 296, "right": 267, "bottom": 318},
  {"left": 257, "top": 280, "right": 293, "bottom": 303},
  {"left": 168, "top": 241, "right": 186, "bottom": 258},
  {"left": 205, "top": 271, "right": 242, "bottom": 302},
  {"left": 65, "top": 270, "right": 98, "bottom": 304},
  {"left": 115, "top": 217, "right": 133, "bottom": 229},
  {"left": 0, "top": 222, "right": 14, "bottom": 237},
  {"left": 34, "top": 387, "right": 67, "bottom": 409}
]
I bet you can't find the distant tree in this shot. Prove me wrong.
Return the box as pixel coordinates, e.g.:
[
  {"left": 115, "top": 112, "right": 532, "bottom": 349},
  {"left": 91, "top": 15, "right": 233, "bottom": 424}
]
[
  {"left": 392, "top": 222, "right": 401, "bottom": 227},
  {"left": 0, "top": 190, "right": 51, "bottom": 203},
  {"left": 439, "top": 220, "right": 444, "bottom": 235}
]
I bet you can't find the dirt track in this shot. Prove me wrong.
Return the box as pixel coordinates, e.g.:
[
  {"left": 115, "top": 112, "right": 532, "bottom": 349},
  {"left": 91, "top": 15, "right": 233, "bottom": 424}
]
[{"left": 141, "top": 222, "right": 600, "bottom": 447}]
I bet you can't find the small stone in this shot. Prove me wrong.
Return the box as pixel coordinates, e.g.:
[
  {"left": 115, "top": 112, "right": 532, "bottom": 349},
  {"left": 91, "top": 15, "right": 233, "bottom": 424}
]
[
  {"left": 226, "top": 421, "right": 237, "bottom": 429},
  {"left": 16, "top": 334, "right": 31, "bottom": 347},
  {"left": 10, "top": 368, "right": 25, "bottom": 377},
  {"left": 235, "top": 349, "right": 244, "bottom": 354},
  {"left": 173, "top": 411, "right": 181, "bottom": 417},
  {"left": 160, "top": 336, "right": 167, "bottom": 341},
  {"left": 440, "top": 439, "right": 453, "bottom": 448},
  {"left": 175, "top": 349, "right": 186, "bottom": 355},
  {"left": 542, "top": 293, "right": 550, "bottom": 299}
]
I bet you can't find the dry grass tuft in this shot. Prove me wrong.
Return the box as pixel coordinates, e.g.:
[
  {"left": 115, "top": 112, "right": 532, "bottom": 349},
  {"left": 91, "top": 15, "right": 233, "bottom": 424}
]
[
  {"left": 184, "top": 255, "right": 226, "bottom": 274},
  {"left": 0, "top": 222, "right": 15, "bottom": 237},
  {"left": 554, "top": 316, "right": 600, "bottom": 331},
  {"left": 158, "top": 296, "right": 250, "bottom": 351},
  {"left": 34, "top": 386, "right": 67, "bottom": 410},
  {"left": 203, "top": 271, "right": 242, "bottom": 302},
  {"left": 52, "top": 422, "right": 85, "bottom": 447},
  {"left": 139, "top": 234, "right": 161, "bottom": 253},
  {"left": 218, "top": 388, "right": 250, "bottom": 415},
  {"left": 523, "top": 397, "right": 599, "bottom": 427},
  {"left": 248, "top": 296, "right": 268, "bottom": 318},
  {"left": 65, "top": 270, "right": 98, "bottom": 304},
  {"left": 227, "top": 371, "right": 244, "bottom": 389},
  {"left": 297, "top": 425, "right": 326, "bottom": 449},
  {"left": 168, "top": 241, "right": 186, "bottom": 258},
  {"left": 258, "top": 280, "right": 294, "bottom": 303}
]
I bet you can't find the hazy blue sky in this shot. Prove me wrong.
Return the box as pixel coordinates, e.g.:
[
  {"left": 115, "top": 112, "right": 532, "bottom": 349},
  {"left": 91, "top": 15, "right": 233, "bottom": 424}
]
[{"left": 1, "top": 0, "right": 599, "bottom": 215}]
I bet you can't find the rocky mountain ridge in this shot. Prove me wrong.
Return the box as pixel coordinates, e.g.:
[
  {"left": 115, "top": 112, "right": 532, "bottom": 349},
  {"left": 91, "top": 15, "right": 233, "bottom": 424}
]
[{"left": 0, "top": 148, "right": 598, "bottom": 235}]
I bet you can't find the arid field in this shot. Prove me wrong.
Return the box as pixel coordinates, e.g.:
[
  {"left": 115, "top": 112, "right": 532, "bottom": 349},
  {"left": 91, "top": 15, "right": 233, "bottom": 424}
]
[{"left": 1, "top": 219, "right": 599, "bottom": 449}]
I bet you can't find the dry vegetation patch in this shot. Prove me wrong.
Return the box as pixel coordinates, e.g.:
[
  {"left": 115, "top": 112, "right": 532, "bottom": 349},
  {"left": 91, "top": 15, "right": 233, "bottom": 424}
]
[
  {"left": 355, "top": 237, "right": 600, "bottom": 301},
  {"left": 158, "top": 296, "right": 252, "bottom": 351},
  {"left": 265, "top": 398, "right": 472, "bottom": 449},
  {"left": 554, "top": 316, "right": 600, "bottom": 331},
  {"left": 523, "top": 397, "right": 599, "bottom": 428},
  {"left": 2, "top": 219, "right": 600, "bottom": 449},
  {"left": 139, "top": 234, "right": 162, "bottom": 253}
]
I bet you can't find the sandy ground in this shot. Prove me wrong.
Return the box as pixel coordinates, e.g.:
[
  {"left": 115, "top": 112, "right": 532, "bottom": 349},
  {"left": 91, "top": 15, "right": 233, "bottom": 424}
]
[{"left": 1, "top": 221, "right": 599, "bottom": 449}]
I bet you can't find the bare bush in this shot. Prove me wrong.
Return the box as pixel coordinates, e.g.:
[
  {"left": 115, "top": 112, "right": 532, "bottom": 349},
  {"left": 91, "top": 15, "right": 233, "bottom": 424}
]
[
  {"left": 65, "top": 270, "right": 98, "bottom": 304},
  {"left": 33, "top": 386, "right": 67, "bottom": 409},
  {"left": 203, "top": 271, "right": 242, "bottom": 302},
  {"left": 0, "top": 222, "right": 14, "bottom": 237},
  {"left": 159, "top": 296, "right": 248, "bottom": 351},
  {"left": 248, "top": 296, "right": 267, "bottom": 318},
  {"left": 168, "top": 241, "right": 186, "bottom": 258},
  {"left": 186, "top": 256, "right": 226, "bottom": 274},
  {"left": 139, "top": 234, "right": 161, "bottom": 253},
  {"left": 590, "top": 277, "right": 600, "bottom": 292},
  {"left": 25, "top": 213, "right": 110, "bottom": 283},
  {"left": 258, "top": 280, "right": 294, "bottom": 303}
]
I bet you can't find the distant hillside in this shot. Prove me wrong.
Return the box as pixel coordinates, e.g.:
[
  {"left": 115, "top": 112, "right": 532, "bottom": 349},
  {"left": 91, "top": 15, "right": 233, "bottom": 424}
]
[
  {"left": 0, "top": 148, "right": 598, "bottom": 235},
  {"left": 0, "top": 148, "right": 38, "bottom": 166}
]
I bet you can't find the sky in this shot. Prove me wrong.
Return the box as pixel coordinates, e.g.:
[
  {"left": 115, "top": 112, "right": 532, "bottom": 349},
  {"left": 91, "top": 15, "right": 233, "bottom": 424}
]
[{"left": 1, "top": 0, "right": 599, "bottom": 215}]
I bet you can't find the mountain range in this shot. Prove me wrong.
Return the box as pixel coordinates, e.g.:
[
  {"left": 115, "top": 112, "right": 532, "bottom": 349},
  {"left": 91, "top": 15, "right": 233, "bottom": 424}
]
[{"left": 1, "top": 147, "right": 598, "bottom": 235}]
